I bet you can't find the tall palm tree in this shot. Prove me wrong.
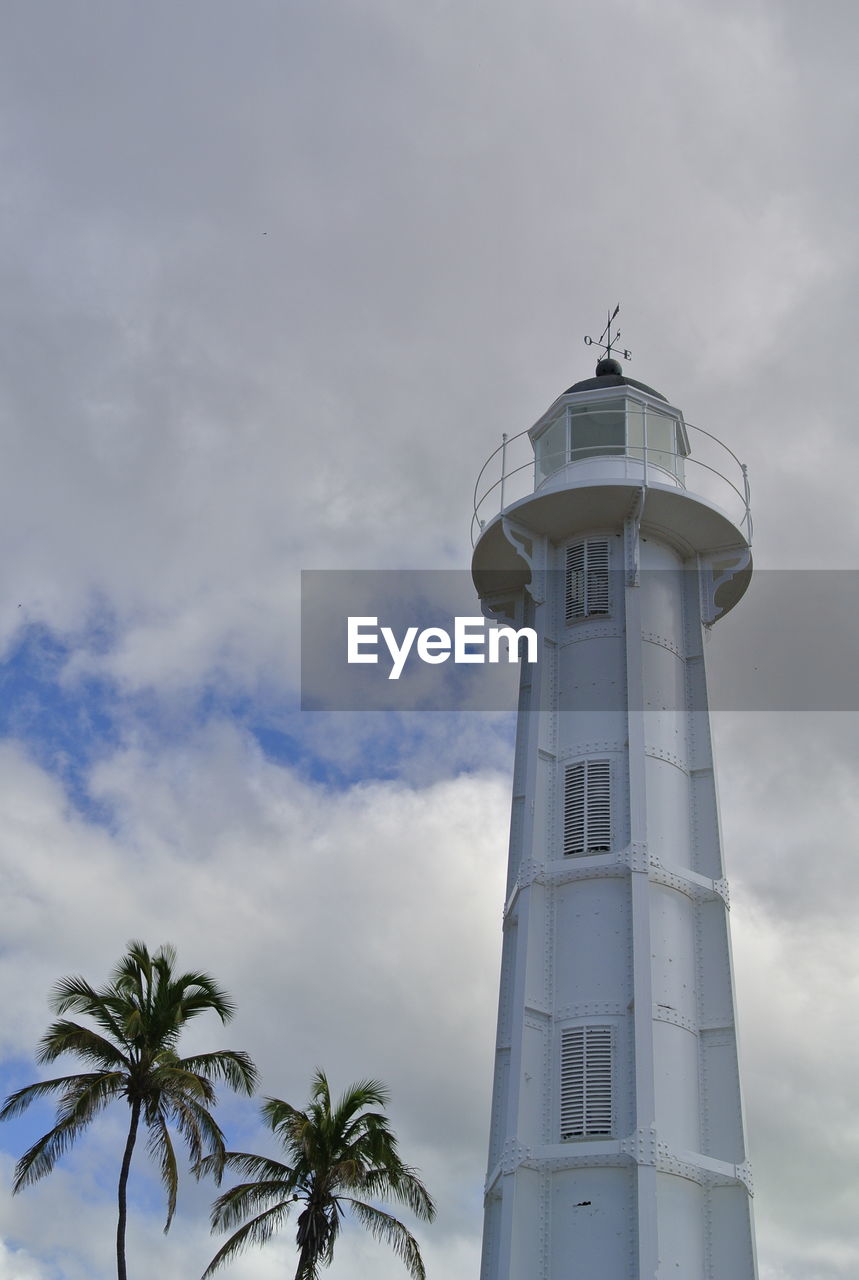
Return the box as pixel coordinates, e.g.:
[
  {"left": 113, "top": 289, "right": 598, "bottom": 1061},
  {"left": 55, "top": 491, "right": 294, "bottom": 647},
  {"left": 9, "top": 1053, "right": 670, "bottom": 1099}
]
[
  {"left": 0, "top": 940, "right": 258, "bottom": 1280},
  {"left": 199, "top": 1069, "right": 435, "bottom": 1280}
]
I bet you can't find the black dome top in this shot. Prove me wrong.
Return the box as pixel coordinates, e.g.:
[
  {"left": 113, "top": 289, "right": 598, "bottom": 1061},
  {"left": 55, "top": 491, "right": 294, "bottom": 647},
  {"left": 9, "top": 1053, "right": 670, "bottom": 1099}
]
[{"left": 564, "top": 360, "right": 667, "bottom": 402}]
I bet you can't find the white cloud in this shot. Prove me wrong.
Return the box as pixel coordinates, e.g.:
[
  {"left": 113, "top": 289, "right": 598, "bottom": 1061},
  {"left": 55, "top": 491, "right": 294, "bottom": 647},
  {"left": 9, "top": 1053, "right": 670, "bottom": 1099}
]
[
  {"left": 0, "top": 1234, "right": 46, "bottom": 1280},
  {"left": 0, "top": 0, "right": 851, "bottom": 690}
]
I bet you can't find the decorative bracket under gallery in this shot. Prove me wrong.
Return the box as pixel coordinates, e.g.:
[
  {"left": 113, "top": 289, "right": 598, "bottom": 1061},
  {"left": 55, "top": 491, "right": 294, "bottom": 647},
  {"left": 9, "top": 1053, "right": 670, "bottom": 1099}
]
[
  {"left": 700, "top": 545, "right": 752, "bottom": 625},
  {"left": 501, "top": 516, "right": 547, "bottom": 604}
]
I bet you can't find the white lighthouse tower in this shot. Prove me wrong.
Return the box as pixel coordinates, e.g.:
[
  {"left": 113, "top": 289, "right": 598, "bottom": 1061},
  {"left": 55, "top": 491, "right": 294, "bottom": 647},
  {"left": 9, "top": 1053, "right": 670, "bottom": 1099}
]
[{"left": 471, "top": 323, "right": 757, "bottom": 1280}]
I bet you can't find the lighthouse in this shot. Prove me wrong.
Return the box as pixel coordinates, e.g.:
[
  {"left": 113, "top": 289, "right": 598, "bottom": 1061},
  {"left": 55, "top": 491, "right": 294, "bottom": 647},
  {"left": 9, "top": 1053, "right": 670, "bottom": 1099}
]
[{"left": 471, "top": 320, "right": 758, "bottom": 1279}]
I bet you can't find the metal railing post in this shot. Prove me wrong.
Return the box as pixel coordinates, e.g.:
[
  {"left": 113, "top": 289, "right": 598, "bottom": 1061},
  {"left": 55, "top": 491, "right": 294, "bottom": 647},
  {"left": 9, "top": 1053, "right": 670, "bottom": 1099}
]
[
  {"left": 643, "top": 406, "right": 648, "bottom": 488},
  {"left": 741, "top": 462, "right": 751, "bottom": 540}
]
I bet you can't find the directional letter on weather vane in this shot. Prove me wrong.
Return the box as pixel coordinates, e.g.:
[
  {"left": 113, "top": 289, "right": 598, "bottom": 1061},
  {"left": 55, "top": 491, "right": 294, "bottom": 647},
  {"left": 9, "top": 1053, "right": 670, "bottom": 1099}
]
[{"left": 584, "top": 303, "right": 632, "bottom": 363}]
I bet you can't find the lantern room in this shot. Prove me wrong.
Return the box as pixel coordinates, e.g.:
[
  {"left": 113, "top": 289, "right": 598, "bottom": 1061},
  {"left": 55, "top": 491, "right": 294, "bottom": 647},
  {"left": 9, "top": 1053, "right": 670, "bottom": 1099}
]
[{"left": 530, "top": 358, "right": 690, "bottom": 491}]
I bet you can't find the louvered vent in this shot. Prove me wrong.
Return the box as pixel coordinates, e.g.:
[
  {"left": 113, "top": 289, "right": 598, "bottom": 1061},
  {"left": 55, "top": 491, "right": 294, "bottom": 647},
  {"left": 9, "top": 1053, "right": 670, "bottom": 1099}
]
[
  {"left": 560, "top": 1026, "right": 613, "bottom": 1139},
  {"left": 563, "top": 759, "right": 611, "bottom": 855},
  {"left": 565, "top": 539, "right": 610, "bottom": 621}
]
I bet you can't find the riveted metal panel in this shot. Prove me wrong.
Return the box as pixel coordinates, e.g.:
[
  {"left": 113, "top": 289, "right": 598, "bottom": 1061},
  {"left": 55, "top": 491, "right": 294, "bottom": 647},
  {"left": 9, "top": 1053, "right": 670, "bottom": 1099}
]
[
  {"left": 642, "top": 641, "right": 688, "bottom": 746},
  {"left": 645, "top": 752, "right": 692, "bottom": 867},
  {"left": 506, "top": 796, "right": 525, "bottom": 894},
  {"left": 488, "top": 1050, "right": 511, "bottom": 1171},
  {"left": 639, "top": 539, "right": 686, "bottom": 639},
  {"left": 650, "top": 881, "right": 699, "bottom": 1021},
  {"left": 521, "top": 1014, "right": 552, "bottom": 1144},
  {"left": 653, "top": 1019, "right": 701, "bottom": 1151},
  {"left": 655, "top": 1171, "right": 706, "bottom": 1276},
  {"left": 690, "top": 768, "right": 722, "bottom": 879},
  {"left": 554, "top": 877, "right": 632, "bottom": 1010},
  {"left": 696, "top": 898, "right": 735, "bottom": 1031},
  {"left": 708, "top": 1184, "right": 758, "bottom": 1279},
  {"left": 557, "top": 633, "right": 627, "bottom": 715},
  {"left": 509, "top": 1167, "right": 546, "bottom": 1280},
  {"left": 480, "top": 1191, "right": 503, "bottom": 1280},
  {"left": 496, "top": 921, "right": 517, "bottom": 1045},
  {"left": 549, "top": 1167, "right": 635, "bottom": 1279},
  {"left": 700, "top": 1028, "right": 744, "bottom": 1164},
  {"left": 524, "top": 882, "right": 550, "bottom": 1012}
]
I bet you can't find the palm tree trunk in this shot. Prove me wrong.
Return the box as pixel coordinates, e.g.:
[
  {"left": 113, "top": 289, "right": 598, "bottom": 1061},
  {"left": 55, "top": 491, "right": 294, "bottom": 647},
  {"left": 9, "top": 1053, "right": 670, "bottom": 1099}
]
[
  {"left": 117, "top": 1098, "right": 141, "bottom": 1280},
  {"left": 293, "top": 1231, "right": 312, "bottom": 1280},
  {"left": 293, "top": 1245, "right": 312, "bottom": 1280},
  {"left": 294, "top": 1207, "right": 315, "bottom": 1280}
]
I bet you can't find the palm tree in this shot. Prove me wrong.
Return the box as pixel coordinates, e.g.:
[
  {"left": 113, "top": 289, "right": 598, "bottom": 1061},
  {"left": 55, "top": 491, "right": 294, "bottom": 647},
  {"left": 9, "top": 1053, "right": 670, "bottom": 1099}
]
[
  {"left": 0, "top": 940, "right": 258, "bottom": 1280},
  {"left": 199, "top": 1069, "right": 435, "bottom": 1280}
]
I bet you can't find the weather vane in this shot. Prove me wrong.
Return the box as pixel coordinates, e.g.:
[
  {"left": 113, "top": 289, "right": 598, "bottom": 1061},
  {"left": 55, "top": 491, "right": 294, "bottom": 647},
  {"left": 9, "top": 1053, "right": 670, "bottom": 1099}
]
[{"left": 584, "top": 303, "right": 631, "bottom": 363}]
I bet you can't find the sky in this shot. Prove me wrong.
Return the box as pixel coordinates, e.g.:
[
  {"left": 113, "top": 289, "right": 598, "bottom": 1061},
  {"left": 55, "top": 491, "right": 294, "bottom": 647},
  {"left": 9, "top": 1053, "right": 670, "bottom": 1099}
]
[{"left": 0, "top": 1, "right": 858, "bottom": 1277}]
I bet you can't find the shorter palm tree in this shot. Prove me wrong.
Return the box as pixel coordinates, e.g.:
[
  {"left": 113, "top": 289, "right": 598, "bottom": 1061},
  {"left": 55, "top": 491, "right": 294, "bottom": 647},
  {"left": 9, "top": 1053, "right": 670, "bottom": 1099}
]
[
  {"left": 0, "top": 940, "right": 258, "bottom": 1280},
  {"left": 199, "top": 1069, "right": 435, "bottom": 1280}
]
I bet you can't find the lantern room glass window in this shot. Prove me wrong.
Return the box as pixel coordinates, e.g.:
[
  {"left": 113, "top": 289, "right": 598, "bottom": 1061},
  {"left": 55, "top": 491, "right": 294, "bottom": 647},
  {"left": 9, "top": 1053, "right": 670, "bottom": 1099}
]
[
  {"left": 534, "top": 397, "right": 686, "bottom": 483},
  {"left": 570, "top": 398, "right": 626, "bottom": 460},
  {"left": 646, "top": 408, "right": 678, "bottom": 473},
  {"left": 535, "top": 413, "right": 567, "bottom": 482},
  {"left": 628, "top": 401, "right": 645, "bottom": 461}
]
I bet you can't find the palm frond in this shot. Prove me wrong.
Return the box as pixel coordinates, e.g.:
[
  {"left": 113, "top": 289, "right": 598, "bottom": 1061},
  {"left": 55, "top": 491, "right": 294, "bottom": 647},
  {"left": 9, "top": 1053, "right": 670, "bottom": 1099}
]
[
  {"left": 114, "top": 939, "right": 159, "bottom": 991},
  {"left": 201, "top": 1200, "right": 292, "bottom": 1277},
  {"left": 195, "top": 1148, "right": 295, "bottom": 1187},
  {"left": 333, "top": 1078, "right": 389, "bottom": 1116},
  {"left": 339, "top": 1106, "right": 390, "bottom": 1148},
  {"left": 150, "top": 1062, "right": 216, "bottom": 1106},
  {"left": 146, "top": 1110, "right": 179, "bottom": 1231},
  {"left": 36, "top": 1020, "right": 129, "bottom": 1070},
  {"left": 309, "top": 1068, "right": 332, "bottom": 1108},
  {"left": 359, "top": 1164, "right": 436, "bottom": 1221},
  {"left": 174, "top": 980, "right": 235, "bottom": 1025},
  {"left": 49, "top": 977, "right": 130, "bottom": 1046},
  {"left": 159, "top": 1090, "right": 226, "bottom": 1169},
  {"left": 13, "top": 1119, "right": 86, "bottom": 1191},
  {"left": 176, "top": 1050, "right": 258, "bottom": 1095},
  {"left": 50, "top": 975, "right": 106, "bottom": 1015},
  {"left": 11, "top": 1073, "right": 122, "bottom": 1190},
  {"left": 344, "top": 1199, "right": 428, "bottom": 1280},
  {"left": 0, "top": 1074, "right": 98, "bottom": 1121},
  {"left": 209, "top": 1177, "right": 298, "bottom": 1232},
  {"left": 261, "top": 1096, "right": 307, "bottom": 1142}
]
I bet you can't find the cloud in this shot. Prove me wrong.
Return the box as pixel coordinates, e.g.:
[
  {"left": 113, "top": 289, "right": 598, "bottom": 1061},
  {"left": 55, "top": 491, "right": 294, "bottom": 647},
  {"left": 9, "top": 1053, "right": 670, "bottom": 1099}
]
[
  {"left": 0, "top": 1233, "right": 46, "bottom": 1280},
  {"left": 0, "top": 0, "right": 846, "bottom": 695}
]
